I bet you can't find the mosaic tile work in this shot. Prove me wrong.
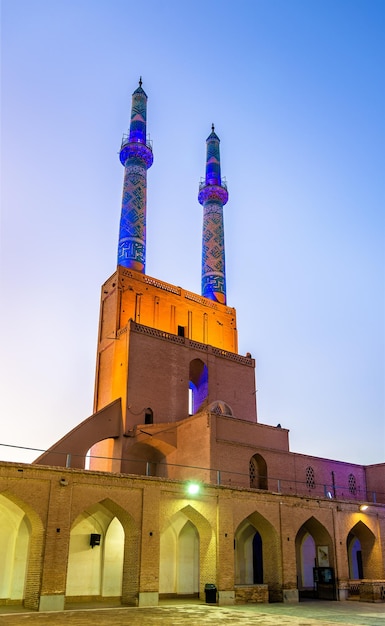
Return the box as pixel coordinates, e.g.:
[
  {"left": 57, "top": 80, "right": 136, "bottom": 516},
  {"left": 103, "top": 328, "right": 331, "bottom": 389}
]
[
  {"left": 117, "top": 164, "right": 147, "bottom": 270},
  {"left": 117, "top": 80, "right": 153, "bottom": 271},
  {"left": 198, "top": 128, "right": 228, "bottom": 304}
]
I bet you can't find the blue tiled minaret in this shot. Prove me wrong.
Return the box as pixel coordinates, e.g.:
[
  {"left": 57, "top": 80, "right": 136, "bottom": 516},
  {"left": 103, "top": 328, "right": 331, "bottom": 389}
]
[
  {"left": 198, "top": 125, "right": 228, "bottom": 304},
  {"left": 117, "top": 78, "right": 153, "bottom": 271}
]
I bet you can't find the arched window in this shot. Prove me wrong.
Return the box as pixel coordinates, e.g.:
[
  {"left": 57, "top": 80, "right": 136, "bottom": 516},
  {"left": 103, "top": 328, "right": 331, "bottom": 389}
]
[
  {"left": 249, "top": 454, "right": 268, "bottom": 490},
  {"left": 189, "top": 359, "right": 208, "bottom": 414}
]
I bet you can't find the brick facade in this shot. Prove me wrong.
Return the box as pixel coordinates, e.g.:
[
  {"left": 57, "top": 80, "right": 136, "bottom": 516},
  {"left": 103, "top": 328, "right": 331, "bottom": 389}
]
[{"left": 0, "top": 461, "right": 384, "bottom": 610}]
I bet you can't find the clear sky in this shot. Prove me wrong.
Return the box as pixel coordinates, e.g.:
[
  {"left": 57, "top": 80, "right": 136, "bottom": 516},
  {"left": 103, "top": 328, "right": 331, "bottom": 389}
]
[{"left": 1, "top": 0, "right": 384, "bottom": 466}]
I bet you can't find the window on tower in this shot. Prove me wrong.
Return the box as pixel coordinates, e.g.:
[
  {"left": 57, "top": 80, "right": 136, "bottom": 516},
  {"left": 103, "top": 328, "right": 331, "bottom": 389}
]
[
  {"left": 144, "top": 408, "right": 153, "bottom": 425},
  {"left": 189, "top": 359, "right": 208, "bottom": 414}
]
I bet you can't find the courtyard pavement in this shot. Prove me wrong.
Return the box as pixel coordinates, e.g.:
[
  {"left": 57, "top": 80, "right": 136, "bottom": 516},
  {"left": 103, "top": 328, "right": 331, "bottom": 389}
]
[{"left": 0, "top": 600, "right": 384, "bottom": 626}]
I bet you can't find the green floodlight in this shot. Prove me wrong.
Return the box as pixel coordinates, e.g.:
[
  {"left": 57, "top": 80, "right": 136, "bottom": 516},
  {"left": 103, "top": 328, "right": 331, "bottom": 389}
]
[{"left": 187, "top": 482, "right": 200, "bottom": 496}]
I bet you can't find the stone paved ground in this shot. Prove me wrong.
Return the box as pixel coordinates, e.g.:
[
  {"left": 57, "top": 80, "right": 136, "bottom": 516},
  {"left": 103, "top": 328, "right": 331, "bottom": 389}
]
[{"left": 0, "top": 601, "right": 384, "bottom": 626}]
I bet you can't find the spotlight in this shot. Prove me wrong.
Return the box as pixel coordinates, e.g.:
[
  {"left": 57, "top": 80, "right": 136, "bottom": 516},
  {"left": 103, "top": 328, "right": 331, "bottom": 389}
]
[
  {"left": 186, "top": 482, "right": 200, "bottom": 496},
  {"left": 359, "top": 504, "right": 368, "bottom": 512}
]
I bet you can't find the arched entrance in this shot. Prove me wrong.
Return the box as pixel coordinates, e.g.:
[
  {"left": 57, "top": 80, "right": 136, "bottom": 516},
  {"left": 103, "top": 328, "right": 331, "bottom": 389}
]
[
  {"left": 0, "top": 493, "right": 44, "bottom": 610},
  {"left": 295, "top": 517, "right": 334, "bottom": 599},
  {"left": 160, "top": 504, "right": 215, "bottom": 600},
  {"left": 160, "top": 512, "right": 199, "bottom": 596},
  {"left": 66, "top": 499, "right": 139, "bottom": 605},
  {"left": 0, "top": 495, "right": 30, "bottom": 603},
  {"left": 66, "top": 506, "right": 124, "bottom": 599},
  {"left": 235, "top": 512, "right": 281, "bottom": 600},
  {"left": 235, "top": 523, "right": 263, "bottom": 584},
  {"left": 347, "top": 521, "right": 376, "bottom": 580}
]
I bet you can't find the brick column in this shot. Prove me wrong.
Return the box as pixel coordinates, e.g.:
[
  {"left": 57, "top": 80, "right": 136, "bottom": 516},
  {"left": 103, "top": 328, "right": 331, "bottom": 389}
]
[
  {"left": 279, "top": 502, "right": 299, "bottom": 603},
  {"left": 138, "top": 484, "right": 160, "bottom": 606},
  {"left": 38, "top": 478, "right": 72, "bottom": 611},
  {"left": 217, "top": 492, "right": 235, "bottom": 604}
]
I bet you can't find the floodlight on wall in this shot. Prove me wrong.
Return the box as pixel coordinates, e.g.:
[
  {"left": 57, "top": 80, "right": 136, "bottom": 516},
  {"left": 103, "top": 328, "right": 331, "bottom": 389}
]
[
  {"left": 90, "top": 533, "right": 101, "bottom": 548},
  {"left": 186, "top": 482, "right": 201, "bottom": 496},
  {"left": 359, "top": 504, "right": 369, "bottom": 512}
]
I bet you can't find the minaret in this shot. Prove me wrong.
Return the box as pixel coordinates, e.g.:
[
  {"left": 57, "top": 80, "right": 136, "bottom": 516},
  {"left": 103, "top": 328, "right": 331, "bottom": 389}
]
[
  {"left": 198, "top": 125, "right": 228, "bottom": 304},
  {"left": 117, "top": 78, "right": 153, "bottom": 272}
]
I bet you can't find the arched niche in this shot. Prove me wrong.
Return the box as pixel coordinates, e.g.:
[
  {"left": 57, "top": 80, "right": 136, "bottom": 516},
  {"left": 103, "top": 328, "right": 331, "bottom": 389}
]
[
  {"left": 295, "top": 516, "right": 333, "bottom": 596},
  {"left": 235, "top": 511, "right": 281, "bottom": 594},
  {"left": 249, "top": 454, "right": 268, "bottom": 490},
  {"left": 160, "top": 504, "right": 215, "bottom": 599},
  {"left": 347, "top": 520, "right": 376, "bottom": 580},
  {"left": 66, "top": 499, "right": 139, "bottom": 605},
  {"left": 0, "top": 493, "right": 44, "bottom": 610}
]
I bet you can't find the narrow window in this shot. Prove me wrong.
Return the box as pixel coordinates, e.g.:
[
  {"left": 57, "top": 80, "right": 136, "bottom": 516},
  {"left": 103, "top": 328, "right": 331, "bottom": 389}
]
[
  {"left": 177, "top": 325, "right": 185, "bottom": 337},
  {"left": 189, "top": 359, "right": 208, "bottom": 414},
  {"left": 348, "top": 473, "right": 357, "bottom": 495},
  {"left": 306, "top": 466, "right": 315, "bottom": 489},
  {"left": 144, "top": 408, "right": 153, "bottom": 425},
  {"left": 188, "top": 386, "right": 194, "bottom": 415}
]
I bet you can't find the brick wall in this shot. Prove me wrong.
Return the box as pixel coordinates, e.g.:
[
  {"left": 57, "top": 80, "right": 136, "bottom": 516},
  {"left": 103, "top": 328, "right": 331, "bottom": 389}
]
[{"left": 0, "top": 461, "right": 384, "bottom": 609}]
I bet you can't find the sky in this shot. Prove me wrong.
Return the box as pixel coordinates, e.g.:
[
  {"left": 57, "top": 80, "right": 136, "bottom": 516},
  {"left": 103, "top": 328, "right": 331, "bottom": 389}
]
[{"left": 1, "top": 0, "right": 384, "bottom": 467}]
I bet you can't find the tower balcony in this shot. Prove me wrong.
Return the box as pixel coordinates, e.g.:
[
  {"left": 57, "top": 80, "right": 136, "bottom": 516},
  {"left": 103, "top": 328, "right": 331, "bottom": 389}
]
[
  {"left": 121, "top": 133, "right": 153, "bottom": 151},
  {"left": 198, "top": 179, "right": 228, "bottom": 206},
  {"left": 119, "top": 134, "right": 153, "bottom": 168},
  {"left": 199, "top": 177, "right": 227, "bottom": 191}
]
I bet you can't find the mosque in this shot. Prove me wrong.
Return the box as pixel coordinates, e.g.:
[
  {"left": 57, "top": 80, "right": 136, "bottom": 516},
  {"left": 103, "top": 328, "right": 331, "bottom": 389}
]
[{"left": 0, "top": 80, "right": 384, "bottom": 611}]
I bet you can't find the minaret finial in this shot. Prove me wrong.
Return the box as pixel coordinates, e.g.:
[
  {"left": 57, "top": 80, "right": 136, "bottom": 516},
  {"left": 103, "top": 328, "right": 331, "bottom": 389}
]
[
  {"left": 198, "top": 129, "right": 228, "bottom": 305},
  {"left": 117, "top": 81, "right": 153, "bottom": 272},
  {"left": 212, "top": 123, "right": 215, "bottom": 133}
]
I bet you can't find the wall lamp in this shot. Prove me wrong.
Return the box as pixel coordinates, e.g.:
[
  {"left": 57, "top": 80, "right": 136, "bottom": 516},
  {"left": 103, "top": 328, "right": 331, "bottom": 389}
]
[
  {"left": 359, "top": 504, "right": 368, "bottom": 512},
  {"left": 90, "top": 533, "right": 101, "bottom": 548},
  {"left": 186, "top": 482, "right": 201, "bottom": 496}
]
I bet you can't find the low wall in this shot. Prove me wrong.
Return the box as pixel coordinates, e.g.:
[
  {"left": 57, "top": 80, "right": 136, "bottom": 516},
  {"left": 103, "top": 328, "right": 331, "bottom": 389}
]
[
  {"left": 235, "top": 585, "right": 269, "bottom": 604},
  {"left": 360, "top": 580, "right": 385, "bottom": 603}
]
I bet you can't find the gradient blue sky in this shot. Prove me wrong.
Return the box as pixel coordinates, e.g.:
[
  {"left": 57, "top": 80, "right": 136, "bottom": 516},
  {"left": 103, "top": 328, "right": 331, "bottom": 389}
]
[{"left": 1, "top": 0, "right": 384, "bottom": 466}]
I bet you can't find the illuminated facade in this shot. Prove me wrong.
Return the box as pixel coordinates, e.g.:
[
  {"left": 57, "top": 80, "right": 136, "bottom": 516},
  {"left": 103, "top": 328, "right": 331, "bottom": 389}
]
[{"left": 0, "top": 80, "right": 383, "bottom": 611}]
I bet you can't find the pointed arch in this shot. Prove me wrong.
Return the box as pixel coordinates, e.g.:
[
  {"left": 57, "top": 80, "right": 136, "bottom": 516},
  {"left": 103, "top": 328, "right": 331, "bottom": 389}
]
[
  {"left": 295, "top": 516, "right": 334, "bottom": 596},
  {"left": 235, "top": 511, "right": 281, "bottom": 595},
  {"left": 66, "top": 498, "right": 139, "bottom": 605},
  {"left": 160, "top": 504, "right": 215, "bottom": 599},
  {"left": 249, "top": 454, "right": 268, "bottom": 490},
  {"left": 189, "top": 359, "right": 208, "bottom": 414},
  {"left": 0, "top": 493, "right": 44, "bottom": 610},
  {"left": 347, "top": 520, "right": 377, "bottom": 580}
]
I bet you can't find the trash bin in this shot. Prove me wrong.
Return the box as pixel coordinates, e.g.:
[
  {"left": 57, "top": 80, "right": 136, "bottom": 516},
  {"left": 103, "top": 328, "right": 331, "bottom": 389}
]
[{"left": 204, "top": 583, "right": 217, "bottom": 603}]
